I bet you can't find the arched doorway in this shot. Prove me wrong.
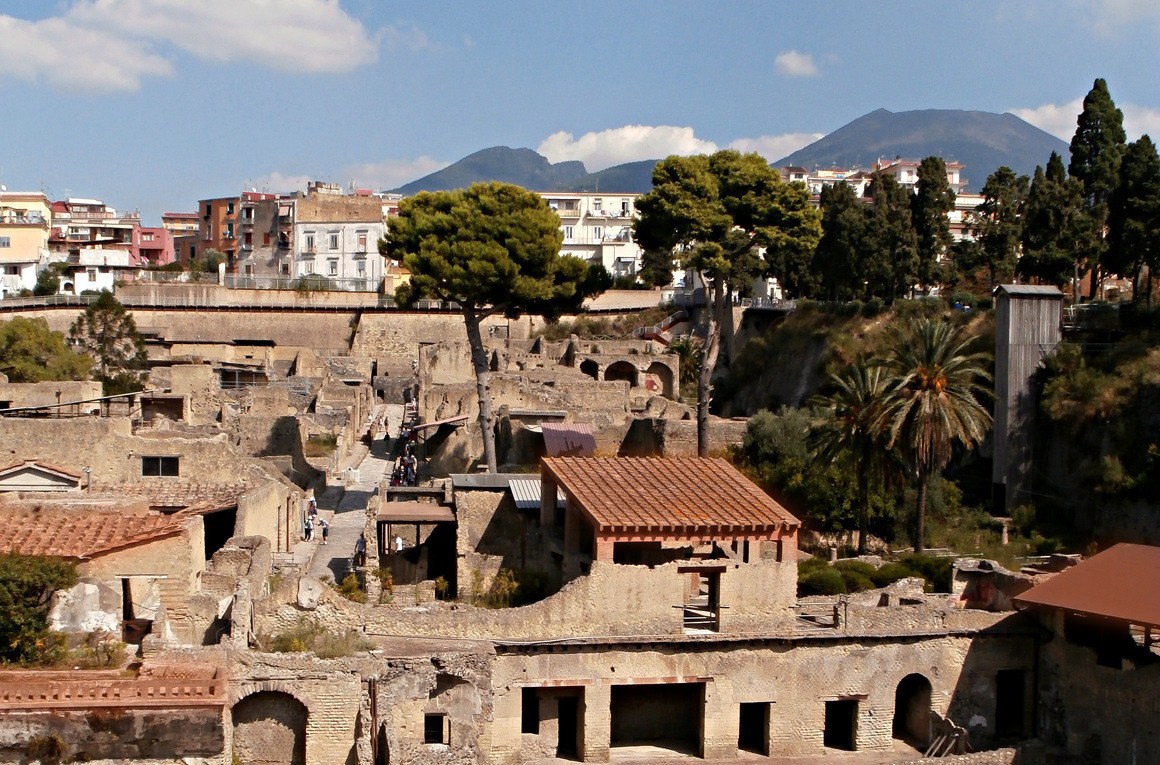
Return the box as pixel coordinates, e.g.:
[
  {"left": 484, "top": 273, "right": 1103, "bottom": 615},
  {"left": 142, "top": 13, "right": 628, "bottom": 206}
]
[
  {"left": 893, "top": 673, "right": 932, "bottom": 749},
  {"left": 233, "top": 691, "right": 307, "bottom": 765},
  {"left": 604, "top": 360, "right": 638, "bottom": 387},
  {"left": 644, "top": 361, "right": 675, "bottom": 398},
  {"left": 579, "top": 359, "right": 599, "bottom": 380}
]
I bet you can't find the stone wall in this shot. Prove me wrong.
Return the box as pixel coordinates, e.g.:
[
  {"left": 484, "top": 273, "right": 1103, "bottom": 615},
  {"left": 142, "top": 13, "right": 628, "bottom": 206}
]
[
  {"left": 0, "top": 379, "right": 103, "bottom": 411},
  {"left": 453, "top": 488, "right": 561, "bottom": 599}
]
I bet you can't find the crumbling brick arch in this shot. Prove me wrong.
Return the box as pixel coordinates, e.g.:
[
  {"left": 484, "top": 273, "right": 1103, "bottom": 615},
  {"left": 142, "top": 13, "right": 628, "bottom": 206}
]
[
  {"left": 231, "top": 684, "right": 310, "bottom": 765},
  {"left": 579, "top": 359, "right": 600, "bottom": 380},
  {"left": 644, "top": 361, "right": 675, "bottom": 398},
  {"left": 892, "top": 672, "right": 933, "bottom": 748},
  {"left": 604, "top": 360, "right": 638, "bottom": 387}
]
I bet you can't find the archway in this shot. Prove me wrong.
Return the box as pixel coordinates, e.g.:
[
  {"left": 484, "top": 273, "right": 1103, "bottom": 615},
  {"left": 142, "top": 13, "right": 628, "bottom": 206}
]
[
  {"left": 644, "top": 361, "right": 675, "bottom": 398},
  {"left": 604, "top": 360, "right": 638, "bottom": 387},
  {"left": 892, "top": 673, "right": 932, "bottom": 749},
  {"left": 579, "top": 359, "right": 599, "bottom": 381},
  {"left": 232, "top": 691, "right": 307, "bottom": 765}
]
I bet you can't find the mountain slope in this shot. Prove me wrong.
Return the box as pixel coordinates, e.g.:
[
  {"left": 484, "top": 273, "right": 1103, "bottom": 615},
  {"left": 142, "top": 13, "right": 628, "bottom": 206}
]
[
  {"left": 560, "top": 160, "right": 658, "bottom": 193},
  {"left": 776, "top": 109, "right": 1069, "bottom": 189},
  {"left": 392, "top": 147, "right": 587, "bottom": 195}
]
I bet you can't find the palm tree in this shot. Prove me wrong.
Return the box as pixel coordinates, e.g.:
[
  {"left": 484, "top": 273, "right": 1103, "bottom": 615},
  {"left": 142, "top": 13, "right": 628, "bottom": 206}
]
[
  {"left": 882, "top": 318, "right": 992, "bottom": 553},
  {"left": 811, "top": 362, "right": 898, "bottom": 554}
]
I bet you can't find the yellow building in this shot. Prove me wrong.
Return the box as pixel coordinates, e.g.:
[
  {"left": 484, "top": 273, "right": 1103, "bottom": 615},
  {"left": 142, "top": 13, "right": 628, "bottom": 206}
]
[{"left": 0, "top": 192, "right": 50, "bottom": 297}]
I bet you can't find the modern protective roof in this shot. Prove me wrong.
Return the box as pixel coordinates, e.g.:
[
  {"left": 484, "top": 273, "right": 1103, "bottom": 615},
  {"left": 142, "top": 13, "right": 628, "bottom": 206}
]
[
  {"left": 541, "top": 457, "right": 799, "bottom": 535},
  {"left": 994, "top": 284, "right": 1065, "bottom": 298},
  {"left": 0, "top": 460, "right": 83, "bottom": 481},
  {"left": 1014, "top": 543, "right": 1160, "bottom": 627},
  {"left": 107, "top": 481, "right": 248, "bottom": 512},
  {"left": 377, "top": 501, "right": 455, "bottom": 524},
  {"left": 508, "top": 478, "right": 565, "bottom": 511},
  {"left": 0, "top": 508, "right": 188, "bottom": 560},
  {"left": 540, "top": 423, "right": 597, "bottom": 458}
]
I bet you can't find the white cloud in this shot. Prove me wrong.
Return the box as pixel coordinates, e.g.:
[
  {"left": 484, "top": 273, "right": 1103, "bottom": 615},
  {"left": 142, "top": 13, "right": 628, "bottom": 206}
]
[
  {"left": 347, "top": 156, "right": 451, "bottom": 190},
  {"left": 1013, "top": 98, "right": 1160, "bottom": 142},
  {"left": 774, "top": 50, "right": 819, "bottom": 78},
  {"left": 0, "top": 0, "right": 386, "bottom": 92},
  {"left": 69, "top": 0, "right": 380, "bottom": 73},
  {"left": 381, "top": 21, "right": 430, "bottom": 53},
  {"left": 728, "top": 133, "right": 825, "bottom": 162},
  {"left": 248, "top": 172, "right": 311, "bottom": 194},
  {"left": 538, "top": 126, "right": 718, "bottom": 172},
  {"left": 0, "top": 14, "right": 173, "bottom": 92}
]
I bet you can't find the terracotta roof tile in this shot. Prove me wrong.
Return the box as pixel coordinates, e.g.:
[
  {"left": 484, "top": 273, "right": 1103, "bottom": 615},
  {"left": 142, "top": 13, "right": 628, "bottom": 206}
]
[
  {"left": 99, "top": 481, "right": 247, "bottom": 512},
  {"left": 0, "top": 508, "right": 188, "bottom": 559},
  {"left": 542, "top": 457, "right": 799, "bottom": 534}
]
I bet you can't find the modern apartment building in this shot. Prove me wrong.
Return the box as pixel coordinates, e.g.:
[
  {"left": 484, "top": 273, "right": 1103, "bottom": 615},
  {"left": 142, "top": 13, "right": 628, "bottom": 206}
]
[
  {"left": 0, "top": 192, "right": 51, "bottom": 297},
  {"left": 539, "top": 191, "right": 643, "bottom": 281}
]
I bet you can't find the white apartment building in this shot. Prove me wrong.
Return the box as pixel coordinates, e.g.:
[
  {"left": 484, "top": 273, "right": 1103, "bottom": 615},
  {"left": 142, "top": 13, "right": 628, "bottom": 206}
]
[
  {"left": 538, "top": 192, "right": 643, "bottom": 281},
  {"left": 292, "top": 183, "right": 385, "bottom": 290},
  {"left": 60, "top": 249, "right": 136, "bottom": 295}
]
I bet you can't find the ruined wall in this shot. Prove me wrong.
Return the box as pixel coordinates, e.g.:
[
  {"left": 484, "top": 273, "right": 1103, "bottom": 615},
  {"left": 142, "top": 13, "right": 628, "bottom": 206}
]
[
  {"left": 453, "top": 489, "right": 561, "bottom": 599},
  {"left": 352, "top": 313, "right": 531, "bottom": 366},
  {"left": 1034, "top": 610, "right": 1160, "bottom": 765},
  {"left": 618, "top": 416, "right": 748, "bottom": 458},
  {"left": 491, "top": 627, "right": 1035, "bottom": 763},
  {"left": 0, "top": 380, "right": 103, "bottom": 411},
  {"left": 0, "top": 707, "right": 225, "bottom": 762}
]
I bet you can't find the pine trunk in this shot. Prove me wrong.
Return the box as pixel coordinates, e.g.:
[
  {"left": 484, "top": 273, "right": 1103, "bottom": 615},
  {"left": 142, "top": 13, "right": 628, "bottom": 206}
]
[
  {"left": 463, "top": 308, "right": 498, "bottom": 473},
  {"left": 857, "top": 443, "right": 870, "bottom": 555},
  {"left": 697, "top": 276, "right": 722, "bottom": 458}
]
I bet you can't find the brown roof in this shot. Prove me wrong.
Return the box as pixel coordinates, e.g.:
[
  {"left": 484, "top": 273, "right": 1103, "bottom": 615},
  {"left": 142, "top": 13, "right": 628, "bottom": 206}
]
[
  {"left": 377, "top": 501, "right": 456, "bottom": 524},
  {"left": 0, "top": 460, "right": 83, "bottom": 480},
  {"left": 540, "top": 423, "right": 596, "bottom": 458},
  {"left": 102, "top": 481, "right": 247, "bottom": 512},
  {"left": 541, "top": 457, "right": 799, "bottom": 534},
  {"left": 1, "top": 508, "right": 188, "bottom": 559},
  {"left": 1014, "top": 543, "right": 1160, "bottom": 627}
]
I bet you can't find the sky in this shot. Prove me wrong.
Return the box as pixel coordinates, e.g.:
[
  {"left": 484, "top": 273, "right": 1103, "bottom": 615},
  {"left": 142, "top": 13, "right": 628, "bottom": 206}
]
[{"left": 1, "top": 0, "right": 1159, "bottom": 225}]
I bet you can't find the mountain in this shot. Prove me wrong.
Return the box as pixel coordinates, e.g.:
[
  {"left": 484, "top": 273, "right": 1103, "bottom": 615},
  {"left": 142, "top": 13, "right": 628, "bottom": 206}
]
[
  {"left": 392, "top": 147, "right": 587, "bottom": 195},
  {"left": 776, "top": 109, "right": 1069, "bottom": 189},
  {"left": 560, "top": 160, "right": 658, "bottom": 193}
]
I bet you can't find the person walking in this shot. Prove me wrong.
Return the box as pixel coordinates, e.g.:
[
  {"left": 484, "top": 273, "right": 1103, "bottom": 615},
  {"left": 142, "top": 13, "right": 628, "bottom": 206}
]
[
  {"left": 354, "top": 533, "right": 367, "bottom": 568},
  {"left": 304, "top": 515, "right": 314, "bottom": 542},
  {"left": 319, "top": 518, "right": 330, "bottom": 545}
]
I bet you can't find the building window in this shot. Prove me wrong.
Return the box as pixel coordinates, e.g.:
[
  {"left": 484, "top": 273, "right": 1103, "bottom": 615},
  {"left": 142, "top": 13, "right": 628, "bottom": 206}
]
[
  {"left": 142, "top": 456, "right": 179, "bottom": 477},
  {"left": 621, "top": 199, "right": 631, "bottom": 215},
  {"left": 305, "top": 261, "right": 314, "bottom": 275},
  {"left": 242, "top": 207, "right": 254, "bottom": 220},
  {"left": 356, "top": 260, "right": 366, "bottom": 276},
  {"left": 86, "top": 268, "right": 97, "bottom": 281},
  {"left": 0, "top": 237, "right": 9, "bottom": 248},
  {"left": 328, "top": 231, "right": 339, "bottom": 250},
  {"left": 227, "top": 201, "right": 235, "bottom": 214},
  {"left": 357, "top": 230, "right": 368, "bottom": 252},
  {"left": 263, "top": 232, "right": 271, "bottom": 245},
  {"left": 4, "top": 266, "right": 17, "bottom": 275},
  {"left": 593, "top": 226, "right": 603, "bottom": 241},
  {"left": 564, "top": 226, "right": 573, "bottom": 240},
  {"left": 328, "top": 259, "right": 339, "bottom": 276},
  {"left": 593, "top": 197, "right": 602, "bottom": 212},
  {"left": 244, "top": 264, "right": 254, "bottom": 276},
  {"left": 423, "top": 713, "right": 448, "bottom": 745},
  {"left": 304, "top": 232, "right": 316, "bottom": 252}
]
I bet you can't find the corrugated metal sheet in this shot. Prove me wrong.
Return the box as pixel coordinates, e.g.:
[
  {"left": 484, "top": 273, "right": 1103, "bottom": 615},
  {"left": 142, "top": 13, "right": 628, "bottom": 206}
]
[
  {"left": 541, "top": 423, "right": 597, "bottom": 458},
  {"left": 508, "top": 478, "right": 564, "bottom": 511},
  {"left": 994, "top": 284, "right": 1065, "bottom": 297},
  {"left": 1015, "top": 543, "right": 1160, "bottom": 627}
]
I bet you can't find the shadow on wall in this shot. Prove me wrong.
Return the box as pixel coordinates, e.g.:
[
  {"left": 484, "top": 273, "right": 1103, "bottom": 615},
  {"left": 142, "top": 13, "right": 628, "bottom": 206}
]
[{"left": 260, "top": 415, "right": 322, "bottom": 487}]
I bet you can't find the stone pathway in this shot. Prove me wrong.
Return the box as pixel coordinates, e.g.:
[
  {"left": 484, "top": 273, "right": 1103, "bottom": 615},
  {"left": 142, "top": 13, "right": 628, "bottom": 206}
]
[{"left": 306, "top": 403, "right": 405, "bottom": 583}]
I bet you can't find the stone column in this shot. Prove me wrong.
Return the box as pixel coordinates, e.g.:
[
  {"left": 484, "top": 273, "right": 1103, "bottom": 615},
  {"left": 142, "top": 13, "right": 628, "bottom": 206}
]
[
  {"left": 701, "top": 680, "right": 736, "bottom": 759},
  {"left": 580, "top": 683, "right": 610, "bottom": 763},
  {"left": 593, "top": 536, "right": 615, "bottom": 562}
]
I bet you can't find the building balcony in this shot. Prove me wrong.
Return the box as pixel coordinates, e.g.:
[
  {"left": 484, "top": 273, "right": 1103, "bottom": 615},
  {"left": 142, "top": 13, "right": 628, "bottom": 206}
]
[{"left": 554, "top": 207, "right": 581, "bottom": 219}]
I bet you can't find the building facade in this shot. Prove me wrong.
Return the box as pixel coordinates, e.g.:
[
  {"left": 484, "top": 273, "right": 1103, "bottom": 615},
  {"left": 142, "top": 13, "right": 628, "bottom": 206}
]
[
  {"left": 539, "top": 192, "right": 644, "bottom": 281},
  {"left": 0, "top": 191, "right": 50, "bottom": 296}
]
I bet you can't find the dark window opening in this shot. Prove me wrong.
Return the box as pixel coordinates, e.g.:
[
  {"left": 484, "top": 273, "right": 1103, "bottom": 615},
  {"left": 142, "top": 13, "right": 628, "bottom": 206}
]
[
  {"left": 142, "top": 456, "right": 179, "bottom": 477},
  {"left": 738, "top": 702, "right": 770, "bottom": 755},
  {"left": 557, "top": 695, "right": 580, "bottom": 759},
  {"left": 610, "top": 683, "right": 702, "bottom": 754},
  {"left": 824, "top": 699, "right": 858, "bottom": 751},
  {"left": 423, "top": 713, "right": 447, "bottom": 745},
  {"left": 204, "top": 507, "right": 238, "bottom": 562},
  {"left": 521, "top": 688, "right": 540, "bottom": 734},
  {"left": 995, "top": 669, "right": 1028, "bottom": 740}
]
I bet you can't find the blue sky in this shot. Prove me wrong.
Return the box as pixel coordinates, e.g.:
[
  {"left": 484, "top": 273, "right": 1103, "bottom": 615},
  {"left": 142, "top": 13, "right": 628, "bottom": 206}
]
[{"left": 1, "top": 0, "right": 1158, "bottom": 224}]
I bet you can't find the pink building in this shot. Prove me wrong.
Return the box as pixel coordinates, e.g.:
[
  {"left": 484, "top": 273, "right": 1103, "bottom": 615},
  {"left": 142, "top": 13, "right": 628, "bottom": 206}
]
[{"left": 135, "top": 227, "right": 175, "bottom": 266}]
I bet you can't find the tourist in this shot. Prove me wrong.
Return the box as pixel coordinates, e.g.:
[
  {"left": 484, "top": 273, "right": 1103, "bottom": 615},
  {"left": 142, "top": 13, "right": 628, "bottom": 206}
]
[
  {"left": 304, "top": 515, "right": 314, "bottom": 542},
  {"left": 354, "top": 533, "right": 367, "bottom": 567},
  {"left": 319, "top": 518, "right": 329, "bottom": 545}
]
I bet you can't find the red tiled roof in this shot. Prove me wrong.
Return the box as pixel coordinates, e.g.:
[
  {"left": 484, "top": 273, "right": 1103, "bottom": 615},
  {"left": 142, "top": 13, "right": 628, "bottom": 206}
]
[
  {"left": 541, "top": 457, "right": 799, "bottom": 534},
  {"left": 0, "top": 460, "right": 83, "bottom": 480},
  {"left": 1014, "top": 543, "right": 1160, "bottom": 628},
  {"left": 0, "top": 508, "right": 187, "bottom": 559},
  {"left": 540, "top": 423, "right": 596, "bottom": 458},
  {"left": 101, "top": 481, "right": 247, "bottom": 513}
]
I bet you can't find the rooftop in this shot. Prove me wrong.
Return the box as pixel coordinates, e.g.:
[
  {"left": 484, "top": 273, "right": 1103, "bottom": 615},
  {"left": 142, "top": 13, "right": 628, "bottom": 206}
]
[
  {"left": 541, "top": 457, "right": 799, "bottom": 535},
  {"left": 0, "top": 507, "right": 187, "bottom": 559},
  {"left": 1014, "top": 543, "right": 1160, "bottom": 628},
  {"left": 101, "top": 481, "right": 249, "bottom": 512},
  {"left": 540, "top": 422, "right": 596, "bottom": 458}
]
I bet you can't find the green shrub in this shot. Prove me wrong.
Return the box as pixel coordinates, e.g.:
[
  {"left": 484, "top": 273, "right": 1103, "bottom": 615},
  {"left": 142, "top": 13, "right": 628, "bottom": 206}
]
[
  {"left": 304, "top": 433, "right": 338, "bottom": 458},
  {"left": 336, "top": 572, "right": 366, "bottom": 603},
  {"left": 26, "top": 733, "right": 67, "bottom": 764},
  {"left": 862, "top": 297, "right": 885, "bottom": 317},
  {"left": 261, "top": 617, "right": 373, "bottom": 657},
  {"left": 0, "top": 553, "right": 77, "bottom": 666},
  {"left": 798, "top": 567, "right": 846, "bottom": 596},
  {"left": 870, "top": 562, "right": 916, "bottom": 588},
  {"left": 834, "top": 560, "right": 878, "bottom": 593},
  {"left": 897, "top": 554, "right": 953, "bottom": 593}
]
